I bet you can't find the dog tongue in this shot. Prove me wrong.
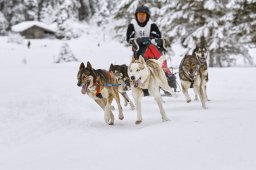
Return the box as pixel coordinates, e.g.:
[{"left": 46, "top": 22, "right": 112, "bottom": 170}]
[
  {"left": 135, "top": 79, "right": 142, "bottom": 87},
  {"left": 81, "top": 83, "right": 88, "bottom": 95}
]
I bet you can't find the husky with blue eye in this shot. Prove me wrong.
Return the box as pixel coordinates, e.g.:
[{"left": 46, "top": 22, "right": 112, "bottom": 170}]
[{"left": 128, "top": 55, "right": 174, "bottom": 124}]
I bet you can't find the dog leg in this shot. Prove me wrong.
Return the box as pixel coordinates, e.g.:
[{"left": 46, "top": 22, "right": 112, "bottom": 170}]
[
  {"left": 120, "top": 92, "right": 129, "bottom": 106},
  {"left": 113, "top": 88, "right": 124, "bottom": 120},
  {"left": 200, "top": 86, "right": 207, "bottom": 109},
  {"left": 129, "top": 100, "right": 135, "bottom": 110},
  {"left": 102, "top": 99, "right": 110, "bottom": 124},
  {"left": 200, "top": 78, "right": 208, "bottom": 108},
  {"left": 121, "top": 92, "right": 135, "bottom": 110},
  {"left": 109, "top": 111, "right": 114, "bottom": 125},
  {"left": 94, "top": 99, "right": 105, "bottom": 110},
  {"left": 194, "top": 83, "right": 207, "bottom": 109},
  {"left": 205, "top": 86, "right": 210, "bottom": 101},
  {"left": 194, "top": 88, "right": 199, "bottom": 101},
  {"left": 181, "top": 80, "right": 192, "bottom": 103},
  {"left": 104, "top": 104, "right": 113, "bottom": 125},
  {"left": 108, "top": 95, "right": 115, "bottom": 125},
  {"left": 151, "top": 88, "right": 169, "bottom": 122},
  {"left": 120, "top": 92, "right": 129, "bottom": 107},
  {"left": 133, "top": 89, "right": 143, "bottom": 124},
  {"left": 101, "top": 98, "right": 112, "bottom": 125},
  {"left": 95, "top": 99, "right": 114, "bottom": 124}
]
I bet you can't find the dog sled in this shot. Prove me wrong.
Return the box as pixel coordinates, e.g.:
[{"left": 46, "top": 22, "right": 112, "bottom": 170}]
[{"left": 129, "top": 37, "right": 178, "bottom": 93}]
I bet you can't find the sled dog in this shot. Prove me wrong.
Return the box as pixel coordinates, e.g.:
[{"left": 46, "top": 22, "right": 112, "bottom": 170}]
[
  {"left": 109, "top": 64, "right": 135, "bottom": 110},
  {"left": 128, "top": 55, "right": 174, "bottom": 124},
  {"left": 179, "top": 50, "right": 207, "bottom": 109},
  {"left": 192, "top": 46, "right": 209, "bottom": 101},
  {"left": 77, "top": 62, "right": 124, "bottom": 125}
]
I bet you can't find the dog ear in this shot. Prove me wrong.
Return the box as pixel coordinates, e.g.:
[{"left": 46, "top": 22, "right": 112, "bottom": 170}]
[
  {"left": 80, "top": 62, "right": 85, "bottom": 70},
  {"left": 193, "top": 45, "right": 199, "bottom": 54},
  {"left": 131, "top": 55, "right": 136, "bottom": 63},
  {"left": 138, "top": 55, "right": 145, "bottom": 64},
  {"left": 109, "top": 64, "right": 113, "bottom": 70},
  {"left": 87, "top": 62, "right": 92, "bottom": 70}
]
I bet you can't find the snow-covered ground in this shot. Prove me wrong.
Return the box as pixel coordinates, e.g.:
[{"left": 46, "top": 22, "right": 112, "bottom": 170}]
[{"left": 0, "top": 27, "right": 256, "bottom": 170}]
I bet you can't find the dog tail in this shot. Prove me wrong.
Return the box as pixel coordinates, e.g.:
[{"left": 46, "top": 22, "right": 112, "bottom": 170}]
[{"left": 156, "top": 55, "right": 167, "bottom": 66}]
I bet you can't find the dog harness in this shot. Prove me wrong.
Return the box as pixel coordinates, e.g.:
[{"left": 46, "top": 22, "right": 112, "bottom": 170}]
[{"left": 94, "top": 71, "right": 129, "bottom": 98}]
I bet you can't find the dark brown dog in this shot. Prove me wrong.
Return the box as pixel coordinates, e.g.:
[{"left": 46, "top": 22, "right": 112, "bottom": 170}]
[{"left": 109, "top": 64, "right": 135, "bottom": 110}]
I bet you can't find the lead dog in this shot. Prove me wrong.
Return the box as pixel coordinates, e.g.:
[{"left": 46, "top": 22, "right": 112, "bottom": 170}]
[
  {"left": 77, "top": 62, "right": 124, "bottom": 125},
  {"left": 109, "top": 64, "right": 135, "bottom": 110},
  {"left": 128, "top": 55, "right": 174, "bottom": 124},
  {"left": 179, "top": 47, "right": 208, "bottom": 109}
]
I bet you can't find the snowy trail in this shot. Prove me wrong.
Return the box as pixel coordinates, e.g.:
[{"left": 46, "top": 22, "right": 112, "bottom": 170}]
[{"left": 1, "top": 34, "right": 256, "bottom": 170}]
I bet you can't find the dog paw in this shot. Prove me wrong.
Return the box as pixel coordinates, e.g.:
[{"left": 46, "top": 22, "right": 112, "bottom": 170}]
[
  {"left": 108, "top": 122, "right": 114, "bottom": 125},
  {"left": 104, "top": 119, "right": 109, "bottom": 124},
  {"left": 130, "top": 104, "right": 135, "bottom": 110},
  {"left": 119, "top": 115, "right": 124, "bottom": 120},
  {"left": 135, "top": 120, "right": 142, "bottom": 125},
  {"left": 186, "top": 99, "right": 191, "bottom": 103},
  {"left": 110, "top": 105, "right": 115, "bottom": 110},
  {"left": 162, "top": 117, "right": 169, "bottom": 122},
  {"left": 202, "top": 106, "right": 208, "bottom": 109}
]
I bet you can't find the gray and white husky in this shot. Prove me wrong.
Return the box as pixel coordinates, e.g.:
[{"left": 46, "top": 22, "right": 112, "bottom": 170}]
[{"left": 128, "top": 55, "right": 174, "bottom": 124}]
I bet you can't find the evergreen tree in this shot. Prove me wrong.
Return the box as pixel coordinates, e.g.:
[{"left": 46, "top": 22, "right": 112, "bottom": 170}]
[
  {"left": 24, "top": 0, "right": 38, "bottom": 21},
  {"left": 39, "top": 3, "right": 56, "bottom": 24},
  {"left": 0, "top": 12, "right": 8, "bottom": 35},
  {"left": 78, "top": 0, "right": 91, "bottom": 21},
  {"left": 110, "top": 0, "right": 140, "bottom": 41},
  {"left": 56, "top": 43, "right": 78, "bottom": 63}
]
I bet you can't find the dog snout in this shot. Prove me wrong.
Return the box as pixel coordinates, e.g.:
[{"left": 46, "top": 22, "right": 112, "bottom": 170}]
[
  {"left": 77, "top": 82, "right": 82, "bottom": 87},
  {"left": 131, "top": 76, "right": 135, "bottom": 80},
  {"left": 189, "top": 69, "right": 194, "bottom": 74}
]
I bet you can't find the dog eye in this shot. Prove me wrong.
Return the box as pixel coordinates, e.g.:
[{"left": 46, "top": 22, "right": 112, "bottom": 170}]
[{"left": 136, "top": 69, "right": 140, "bottom": 72}]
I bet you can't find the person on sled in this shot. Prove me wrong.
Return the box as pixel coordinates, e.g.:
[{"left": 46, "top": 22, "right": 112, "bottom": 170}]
[{"left": 126, "top": 5, "right": 177, "bottom": 95}]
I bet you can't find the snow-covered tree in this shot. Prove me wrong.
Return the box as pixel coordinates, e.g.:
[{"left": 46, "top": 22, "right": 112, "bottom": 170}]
[
  {"left": 55, "top": 0, "right": 81, "bottom": 39},
  {"left": 39, "top": 3, "right": 56, "bottom": 24},
  {"left": 0, "top": 12, "right": 8, "bottom": 35},
  {"left": 78, "top": 0, "right": 91, "bottom": 21},
  {"left": 0, "top": 0, "right": 254, "bottom": 66},
  {"left": 24, "top": 0, "right": 38, "bottom": 21},
  {"left": 108, "top": 0, "right": 140, "bottom": 41},
  {"left": 56, "top": 43, "right": 78, "bottom": 63}
]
